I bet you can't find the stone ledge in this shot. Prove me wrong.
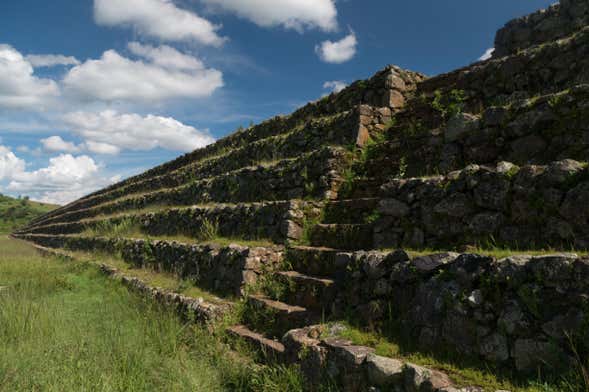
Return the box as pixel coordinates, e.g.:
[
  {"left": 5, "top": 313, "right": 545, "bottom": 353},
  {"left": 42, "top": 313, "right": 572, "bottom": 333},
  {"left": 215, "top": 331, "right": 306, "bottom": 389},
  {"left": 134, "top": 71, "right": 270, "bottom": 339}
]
[
  {"left": 19, "top": 234, "right": 284, "bottom": 296},
  {"left": 332, "top": 249, "right": 589, "bottom": 373},
  {"left": 282, "top": 325, "right": 484, "bottom": 391}
]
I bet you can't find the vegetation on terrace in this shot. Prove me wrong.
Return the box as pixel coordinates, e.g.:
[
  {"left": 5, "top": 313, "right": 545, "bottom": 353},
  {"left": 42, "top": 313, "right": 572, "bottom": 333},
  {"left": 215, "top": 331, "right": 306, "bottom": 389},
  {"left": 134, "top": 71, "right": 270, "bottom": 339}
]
[{"left": 0, "top": 236, "right": 314, "bottom": 391}]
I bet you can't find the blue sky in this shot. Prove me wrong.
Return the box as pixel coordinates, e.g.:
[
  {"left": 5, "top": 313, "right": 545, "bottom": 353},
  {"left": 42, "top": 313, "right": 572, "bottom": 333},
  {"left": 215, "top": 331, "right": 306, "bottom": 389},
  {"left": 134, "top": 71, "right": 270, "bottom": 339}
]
[{"left": 0, "top": 0, "right": 555, "bottom": 204}]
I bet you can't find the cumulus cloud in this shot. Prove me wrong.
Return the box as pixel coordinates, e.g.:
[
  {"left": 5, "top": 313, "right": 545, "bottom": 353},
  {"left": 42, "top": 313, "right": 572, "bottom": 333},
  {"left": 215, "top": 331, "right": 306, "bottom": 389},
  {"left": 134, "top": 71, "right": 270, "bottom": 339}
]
[
  {"left": 127, "top": 42, "right": 205, "bottom": 70},
  {"left": 41, "top": 136, "right": 81, "bottom": 153},
  {"left": 0, "top": 144, "right": 115, "bottom": 204},
  {"left": 84, "top": 141, "right": 121, "bottom": 155},
  {"left": 94, "top": 0, "right": 226, "bottom": 46},
  {"left": 62, "top": 110, "right": 216, "bottom": 153},
  {"left": 201, "top": 0, "right": 337, "bottom": 32},
  {"left": 63, "top": 48, "right": 223, "bottom": 102},
  {"left": 26, "top": 54, "right": 80, "bottom": 67},
  {"left": 478, "top": 47, "right": 495, "bottom": 61},
  {"left": 7, "top": 153, "right": 117, "bottom": 205},
  {"left": 0, "top": 145, "right": 26, "bottom": 180},
  {"left": 0, "top": 44, "right": 60, "bottom": 109},
  {"left": 315, "top": 31, "right": 357, "bottom": 64},
  {"left": 323, "top": 80, "right": 347, "bottom": 94}
]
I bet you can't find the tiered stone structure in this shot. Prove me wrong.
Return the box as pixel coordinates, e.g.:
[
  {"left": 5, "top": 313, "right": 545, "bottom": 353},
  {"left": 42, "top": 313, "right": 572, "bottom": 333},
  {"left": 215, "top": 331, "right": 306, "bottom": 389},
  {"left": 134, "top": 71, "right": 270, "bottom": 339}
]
[{"left": 15, "top": 2, "right": 589, "bottom": 390}]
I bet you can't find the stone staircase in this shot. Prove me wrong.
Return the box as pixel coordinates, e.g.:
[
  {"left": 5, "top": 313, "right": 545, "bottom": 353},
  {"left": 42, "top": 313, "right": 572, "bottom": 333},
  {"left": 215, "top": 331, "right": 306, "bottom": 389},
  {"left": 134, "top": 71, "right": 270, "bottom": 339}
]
[{"left": 14, "top": 1, "right": 589, "bottom": 390}]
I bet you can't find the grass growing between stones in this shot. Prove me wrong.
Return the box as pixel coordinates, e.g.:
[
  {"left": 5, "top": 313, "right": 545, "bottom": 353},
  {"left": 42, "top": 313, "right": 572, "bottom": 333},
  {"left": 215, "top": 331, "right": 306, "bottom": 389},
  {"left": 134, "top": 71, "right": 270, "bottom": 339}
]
[
  {"left": 0, "top": 236, "right": 306, "bottom": 391},
  {"left": 63, "top": 248, "right": 230, "bottom": 303},
  {"left": 401, "top": 246, "right": 588, "bottom": 259},
  {"left": 81, "top": 219, "right": 277, "bottom": 248},
  {"left": 326, "top": 321, "right": 586, "bottom": 392}
]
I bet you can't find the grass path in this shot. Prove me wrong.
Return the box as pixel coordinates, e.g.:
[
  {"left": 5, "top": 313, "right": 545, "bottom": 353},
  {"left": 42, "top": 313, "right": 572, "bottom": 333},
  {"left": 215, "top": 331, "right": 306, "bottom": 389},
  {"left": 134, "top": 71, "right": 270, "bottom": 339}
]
[{"left": 0, "top": 237, "right": 302, "bottom": 392}]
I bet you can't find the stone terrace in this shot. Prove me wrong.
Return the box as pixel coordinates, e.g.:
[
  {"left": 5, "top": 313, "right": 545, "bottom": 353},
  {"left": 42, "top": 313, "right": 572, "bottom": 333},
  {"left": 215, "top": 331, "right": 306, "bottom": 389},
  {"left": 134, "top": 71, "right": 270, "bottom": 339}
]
[{"left": 15, "top": 2, "right": 589, "bottom": 390}]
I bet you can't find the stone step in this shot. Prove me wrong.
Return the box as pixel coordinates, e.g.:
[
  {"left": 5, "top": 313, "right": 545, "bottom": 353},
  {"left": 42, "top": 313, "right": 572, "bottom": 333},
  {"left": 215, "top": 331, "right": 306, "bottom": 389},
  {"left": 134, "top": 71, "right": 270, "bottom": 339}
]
[
  {"left": 286, "top": 246, "right": 346, "bottom": 277},
  {"left": 21, "top": 200, "right": 310, "bottom": 244},
  {"left": 27, "top": 146, "right": 346, "bottom": 229},
  {"left": 32, "top": 65, "right": 425, "bottom": 227},
  {"left": 309, "top": 224, "right": 373, "bottom": 251},
  {"left": 419, "top": 26, "right": 589, "bottom": 101},
  {"left": 375, "top": 159, "right": 589, "bottom": 250},
  {"left": 274, "top": 271, "right": 337, "bottom": 312},
  {"left": 364, "top": 85, "right": 589, "bottom": 182},
  {"left": 343, "top": 178, "right": 381, "bottom": 199},
  {"left": 244, "top": 295, "right": 317, "bottom": 336},
  {"left": 322, "top": 198, "right": 380, "bottom": 225},
  {"left": 18, "top": 233, "right": 284, "bottom": 297},
  {"left": 226, "top": 325, "right": 285, "bottom": 361}
]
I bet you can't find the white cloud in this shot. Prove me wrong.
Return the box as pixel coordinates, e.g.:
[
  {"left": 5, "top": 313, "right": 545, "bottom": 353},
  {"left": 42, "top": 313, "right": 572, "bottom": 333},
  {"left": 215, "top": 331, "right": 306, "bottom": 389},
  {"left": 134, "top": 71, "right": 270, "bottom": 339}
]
[
  {"left": 7, "top": 153, "right": 117, "bottom": 205},
  {"left": 201, "top": 0, "right": 337, "bottom": 32},
  {"left": 127, "top": 42, "right": 205, "bottom": 70},
  {"left": 40, "top": 136, "right": 81, "bottom": 153},
  {"left": 63, "top": 110, "right": 216, "bottom": 153},
  {"left": 26, "top": 54, "right": 80, "bottom": 68},
  {"left": 84, "top": 141, "right": 121, "bottom": 155},
  {"left": 0, "top": 44, "right": 60, "bottom": 109},
  {"left": 94, "top": 0, "right": 226, "bottom": 46},
  {"left": 315, "top": 31, "right": 357, "bottom": 64},
  {"left": 323, "top": 80, "right": 347, "bottom": 94},
  {"left": 478, "top": 48, "right": 495, "bottom": 61},
  {"left": 0, "top": 145, "right": 26, "bottom": 180},
  {"left": 63, "top": 49, "right": 223, "bottom": 103}
]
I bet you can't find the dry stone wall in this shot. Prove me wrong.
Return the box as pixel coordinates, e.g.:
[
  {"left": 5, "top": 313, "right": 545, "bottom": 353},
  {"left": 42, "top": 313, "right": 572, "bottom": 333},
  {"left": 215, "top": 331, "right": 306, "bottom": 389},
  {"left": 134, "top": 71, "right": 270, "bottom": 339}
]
[
  {"left": 374, "top": 159, "right": 589, "bottom": 249},
  {"left": 364, "top": 84, "right": 589, "bottom": 184},
  {"left": 420, "top": 26, "right": 589, "bottom": 106},
  {"left": 24, "top": 200, "right": 322, "bottom": 243},
  {"left": 29, "top": 147, "right": 347, "bottom": 228},
  {"left": 46, "top": 65, "right": 424, "bottom": 220},
  {"left": 24, "top": 235, "right": 283, "bottom": 296},
  {"left": 332, "top": 249, "right": 589, "bottom": 373},
  {"left": 494, "top": 0, "right": 589, "bottom": 58}
]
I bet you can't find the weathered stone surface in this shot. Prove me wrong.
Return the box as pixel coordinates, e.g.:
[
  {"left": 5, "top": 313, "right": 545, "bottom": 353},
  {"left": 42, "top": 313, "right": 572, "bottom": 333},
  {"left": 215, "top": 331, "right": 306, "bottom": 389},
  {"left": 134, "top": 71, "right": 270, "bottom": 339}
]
[
  {"left": 480, "top": 333, "right": 509, "bottom": 362},
  {"left": 403, "top": 363, "right": 453, "bottom": 392},
  {"left": 411, "top": 252, "right": 459, "bottom": 272},
  {"left": 494, "top": 0, "right": 589, "bottom": 57},
  {"left": 365, "top": 354, "right": 404, "bottom": 387},
  {"left": 513, "top": 339, "right": 567, "bottom": 372},
  {"left": 445, "top": 113, "right": 480, "bottom": 142},
  {"left": 376, "top": 160, "right": 589, "bottom": 249},
  {"left": 378, "top": 198, "right": 410, "bottom": 217}
]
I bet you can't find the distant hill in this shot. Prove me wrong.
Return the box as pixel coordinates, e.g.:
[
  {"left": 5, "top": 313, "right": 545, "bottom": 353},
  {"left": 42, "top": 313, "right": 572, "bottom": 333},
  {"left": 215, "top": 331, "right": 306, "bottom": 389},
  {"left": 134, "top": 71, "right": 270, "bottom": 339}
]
[{"left": 0, "top": 194, "right": 59, "bottom": 234}]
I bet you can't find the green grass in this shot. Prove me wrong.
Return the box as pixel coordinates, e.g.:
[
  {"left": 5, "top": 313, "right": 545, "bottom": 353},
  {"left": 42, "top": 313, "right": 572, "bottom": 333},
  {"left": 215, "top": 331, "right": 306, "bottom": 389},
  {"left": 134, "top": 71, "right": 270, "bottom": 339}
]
[
  {"left": 0, "top": 194, "right": 58, "bottom": 234},
  {"left": 62, "top": 247, "right": 230, "bottom": 303},
  {"left": 81, "top": 218, "right": 276, "bottom": 248},
  {"left": 403, "top": 246, "right": 588, "bottom": 259},
  {"left": 326, "top": 322, "right": 586, "bottom": 392},
  {"left": 0, "top": 236, "right": 307, "bottom": 391}
]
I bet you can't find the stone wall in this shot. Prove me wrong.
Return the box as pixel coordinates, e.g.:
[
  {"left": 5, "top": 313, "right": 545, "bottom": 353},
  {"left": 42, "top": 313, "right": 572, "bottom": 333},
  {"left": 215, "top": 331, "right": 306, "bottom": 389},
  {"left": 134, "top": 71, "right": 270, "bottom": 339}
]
[
  {"left": 332, "top": 249, "right": 589, "bottom": 373},
  {"left": 51, "top": 65, "right": 424, "bottom": 219},
  {"left": 22, "top": 235, "right": 283, "bottom": 296},
  {"left": 494, "top": 0, "right": 589, "bottom": 58},
  {"left": 364, "top": 84, "right": 589, "bottom": 182},
  {"left": 419, "top": 26, "right": 589, "bottom": 105},
  {"left": 30, "top": 147, "right": 347, "bottom": 228},
  {"left": 374, "top": 159, "right": 589, "bottom": 249},
  {"left": 23, "top": 200, "right": 322, "bottom": 243}
]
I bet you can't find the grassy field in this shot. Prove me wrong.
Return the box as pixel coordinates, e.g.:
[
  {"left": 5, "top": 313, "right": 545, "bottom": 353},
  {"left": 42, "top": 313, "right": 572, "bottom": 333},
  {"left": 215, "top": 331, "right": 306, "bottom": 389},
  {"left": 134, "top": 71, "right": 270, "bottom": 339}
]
[
  {"left": 0, "top": 237, "right": 306, "bottom": 392},
  {"left": 0, "top": 194, "right": 58, "bottom": 234}
]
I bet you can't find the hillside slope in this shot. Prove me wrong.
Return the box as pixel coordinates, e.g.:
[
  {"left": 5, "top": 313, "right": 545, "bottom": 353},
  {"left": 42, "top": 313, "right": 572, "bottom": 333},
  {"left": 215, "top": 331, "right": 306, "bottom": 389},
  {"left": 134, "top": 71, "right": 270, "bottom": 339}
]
[
  {"left": 0, "top": 194, "right": 58, "bottom": 234},
  {"left": 15, "top": 1, "right": 589, "bottom": 390}
]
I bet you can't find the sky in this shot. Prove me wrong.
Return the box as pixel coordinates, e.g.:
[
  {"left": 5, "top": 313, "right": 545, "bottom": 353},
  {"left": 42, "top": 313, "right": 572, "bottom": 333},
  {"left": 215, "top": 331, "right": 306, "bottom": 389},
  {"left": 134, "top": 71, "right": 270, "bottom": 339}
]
[{"left": 0, "top": 0, "right": 555, "bottom": 205}]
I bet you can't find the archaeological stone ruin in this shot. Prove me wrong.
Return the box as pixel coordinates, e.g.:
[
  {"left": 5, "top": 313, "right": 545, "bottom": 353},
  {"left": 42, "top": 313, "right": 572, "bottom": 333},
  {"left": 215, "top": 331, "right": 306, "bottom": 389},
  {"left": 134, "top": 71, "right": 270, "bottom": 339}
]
[{"left": 14, "top": 1, "right": 589, "bottom": 390}]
